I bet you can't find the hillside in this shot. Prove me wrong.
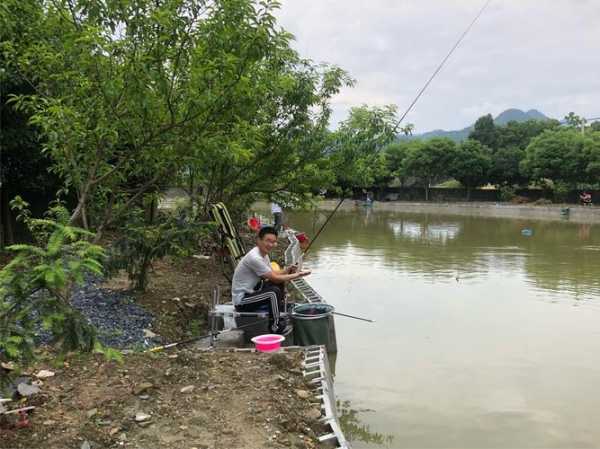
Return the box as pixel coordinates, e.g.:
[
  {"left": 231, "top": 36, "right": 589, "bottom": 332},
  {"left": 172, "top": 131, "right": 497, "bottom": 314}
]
[{"left": 404, "top": 108, "right": 551, "bottom": 142}]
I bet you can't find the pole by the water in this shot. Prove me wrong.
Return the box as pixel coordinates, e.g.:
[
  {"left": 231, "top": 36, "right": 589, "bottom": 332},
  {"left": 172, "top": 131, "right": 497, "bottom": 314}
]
[{"left": 303, "top": 198, "right": 344, "bottom": 256}]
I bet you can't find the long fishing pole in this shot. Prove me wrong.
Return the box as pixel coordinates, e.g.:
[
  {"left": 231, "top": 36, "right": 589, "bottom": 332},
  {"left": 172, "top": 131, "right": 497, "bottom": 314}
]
[
  {"left": 146, "top": 309, "right": 373, "bottom": 353},
  {"left": 302, "top": 197, "right": 345, "bottom": 256},
  {"left": 145, "top": 317, "right": 270, "bottom": 353},
  {"left": 392, "top": 0, "right": 493, "bottom": 133},
  {"left": 333, "top": 311, "right": 374, "bottom": 323}
]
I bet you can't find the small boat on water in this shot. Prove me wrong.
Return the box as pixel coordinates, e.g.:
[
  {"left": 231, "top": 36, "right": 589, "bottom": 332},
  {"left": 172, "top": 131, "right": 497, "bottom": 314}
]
[{"left": 355, "top": 199, "right": 373, "bottom": 207}]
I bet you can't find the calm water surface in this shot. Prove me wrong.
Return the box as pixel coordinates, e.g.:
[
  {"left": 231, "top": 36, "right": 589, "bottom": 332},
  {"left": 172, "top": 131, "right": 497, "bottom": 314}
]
[{"left": 284, "top": 207, "right": 600, "bottom": 449}]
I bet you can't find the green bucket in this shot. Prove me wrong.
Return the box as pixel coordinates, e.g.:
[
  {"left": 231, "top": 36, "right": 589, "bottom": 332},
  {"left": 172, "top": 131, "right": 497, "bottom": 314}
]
[{"left": 292, "top": 303, "right": 337, "bottom": 353}]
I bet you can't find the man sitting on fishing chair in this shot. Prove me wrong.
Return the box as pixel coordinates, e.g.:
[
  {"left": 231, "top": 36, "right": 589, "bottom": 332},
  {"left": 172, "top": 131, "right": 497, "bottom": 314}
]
[{"left": 231, "top": 226, "right": 311, "bottom": 334}]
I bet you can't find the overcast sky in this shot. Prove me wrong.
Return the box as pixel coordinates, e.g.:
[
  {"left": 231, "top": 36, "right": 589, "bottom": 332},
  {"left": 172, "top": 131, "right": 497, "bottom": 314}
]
[{"left": 275, "top": 0, "right": 600, "bottom": 133}]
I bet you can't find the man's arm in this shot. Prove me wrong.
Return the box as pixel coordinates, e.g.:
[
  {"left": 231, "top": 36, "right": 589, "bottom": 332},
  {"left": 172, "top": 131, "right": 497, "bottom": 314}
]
[{"left": 263, "top": 269, "right": 311, "bottom": 284}]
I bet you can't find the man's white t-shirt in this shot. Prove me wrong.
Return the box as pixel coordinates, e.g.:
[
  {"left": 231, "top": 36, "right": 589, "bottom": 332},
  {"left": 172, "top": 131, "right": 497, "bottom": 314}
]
[{"left": 231, "top": 247, "right": 272, "bottom": 305}]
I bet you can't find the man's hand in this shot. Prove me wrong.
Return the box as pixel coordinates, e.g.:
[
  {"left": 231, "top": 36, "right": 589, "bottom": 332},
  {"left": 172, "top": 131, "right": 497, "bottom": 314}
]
[
  {"left": 285, "top": 264, "right": 299, "bottom": 274},
  {"left": 264, "top": 266, "right": 310, "bottom": 283}
]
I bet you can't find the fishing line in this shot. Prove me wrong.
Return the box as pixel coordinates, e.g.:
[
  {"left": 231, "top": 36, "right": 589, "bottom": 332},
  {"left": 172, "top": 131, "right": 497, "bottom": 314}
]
[
  {"left": 302, "top": 197, "right": 345, "bottom": 256},
  {"left": 393, "top": 0, "right": 493, "bottom": 132}
]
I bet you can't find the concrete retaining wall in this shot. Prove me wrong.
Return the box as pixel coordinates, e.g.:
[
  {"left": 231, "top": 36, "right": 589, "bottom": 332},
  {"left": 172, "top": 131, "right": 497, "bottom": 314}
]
[{"left": 314, "top": 199, "right": 600, "bottom": 223}]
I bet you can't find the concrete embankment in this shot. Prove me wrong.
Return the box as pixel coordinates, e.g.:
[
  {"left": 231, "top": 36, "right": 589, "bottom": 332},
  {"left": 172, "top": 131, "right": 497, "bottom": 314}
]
[{"left": 316, "top": 199, "right": 600, "bottom": 223}]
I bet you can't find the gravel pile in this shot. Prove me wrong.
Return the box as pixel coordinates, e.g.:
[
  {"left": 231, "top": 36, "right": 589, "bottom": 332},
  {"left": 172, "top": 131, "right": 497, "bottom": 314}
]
[
  {"left": 70, "top": 277, "right": 157, "bottom": 348},
  {"left": 31, "top": 276, "right": 158, "bottom": 350}
]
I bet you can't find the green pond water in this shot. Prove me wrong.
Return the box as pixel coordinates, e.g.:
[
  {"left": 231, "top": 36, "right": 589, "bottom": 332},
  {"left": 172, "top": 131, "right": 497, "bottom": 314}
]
[{"left": 282, "top": 207, "right": 600, "bottom": 448}]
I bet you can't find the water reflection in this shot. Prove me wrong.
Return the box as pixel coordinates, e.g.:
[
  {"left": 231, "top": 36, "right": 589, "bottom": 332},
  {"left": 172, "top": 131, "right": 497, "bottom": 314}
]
[
  {"left": 337, "top": 399, "right": 394, "bottom": 447},
  {"left": 290, "top": 209, "right": 600, "bottom": 301},
  {"left": 389, "top": 220, "right": 460, "bottom": 242}
]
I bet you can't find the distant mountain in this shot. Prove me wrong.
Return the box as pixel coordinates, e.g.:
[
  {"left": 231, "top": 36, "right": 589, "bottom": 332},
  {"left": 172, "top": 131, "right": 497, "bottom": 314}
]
[
  {"left": 412, "top": 127, "right": 471, "bottom": 142},
  {"left": 403, "top": 108, "right": 551, "bottom": 142},
  {"left": 494, "top": 108, "right": 549, "bottom": 126}
]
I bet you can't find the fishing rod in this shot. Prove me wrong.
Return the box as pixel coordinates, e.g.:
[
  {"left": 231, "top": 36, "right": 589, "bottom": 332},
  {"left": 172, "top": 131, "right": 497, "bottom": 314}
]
[
  {"left": 145, "top": 317, "right": 270, "bottom": 353},
  {"left": 392, "top": 0, "right": 493, "bottom": 133},
  {"left": 302, "top": 197, "right": 345, "bottom": 256},
  {"left": 299, "top": 1, "right": 492, "bottom": 255},
  {"left": 333, "top": 311, "right": 374, "bottom": 323},
  {"left": 146, "top": 309, "right": 373, "bottom": 353}
]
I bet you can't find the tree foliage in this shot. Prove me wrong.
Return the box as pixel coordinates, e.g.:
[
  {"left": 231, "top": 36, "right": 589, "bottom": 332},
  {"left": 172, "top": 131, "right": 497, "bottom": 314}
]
[
  {"left": 521, "top": 128, "right": 599, "bottom": 187},
  {"left": 382, "top": 142, "right": 414, "bottom": 186},
  {"left": 449, "top": 139, "right": 491, "bottom": 199},
  {"left": 466, "top": 114, "right": 560, "bottom": 187},
  {"left": 402, "top": 138, "right": 457, "bottom": 200},
  {"left": 4, "top": 0, "right": 351, "bottom": 233},
  {"left": 329, "top": 105, "right": 412, "bottom": 191},
  {"left": 0, "top": 0, "right": 63, "bottom": 246},
  {"left": 330, "top": 105, "right": 397, "bottom": 189},
  {"left": 469, "top": 114, "right": 497, "bottom": 150},
  {"left": 488, "top": 146, "right": 528, "bottom": 187},
  {"left": 564, "top": 112, "right": 587, "bottom": 129}
]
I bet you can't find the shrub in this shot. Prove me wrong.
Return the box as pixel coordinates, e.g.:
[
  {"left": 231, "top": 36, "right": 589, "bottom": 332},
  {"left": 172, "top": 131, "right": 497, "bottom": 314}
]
[
  {"left": 0, "top": 198, "right": 106, "bottom": 363},
  {"left": 498, "top": 185, "right": 516, "bottom": 202},
  {"left": 552, "top": 181, "right": 570, "bottom": 203},
  {"left": 106, "top": 208, "right": 211, "bottom": 291}
]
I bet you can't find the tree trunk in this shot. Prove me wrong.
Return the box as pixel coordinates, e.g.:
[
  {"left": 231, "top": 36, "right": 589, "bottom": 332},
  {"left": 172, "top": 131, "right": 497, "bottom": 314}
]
[
  {"left": 81, "top": 203, "right": 89, "bottom": 229},
  {"left": 466, "top": 186, "right": 471, "bottom": 202},
  {"left": 92, "top": 193, "right": 115, "bottom": 244},
  {"left": 0, "top": 187, "right": 5, "bottom": 248},
  {"left": 146, "top": 197, "right": 157, "bottom": 224},
  {"left": 1, "top": 187, "right": 15, "bottom": 247},
  {"left": 70, "top": 185, "right": 91, "bottom": 226}
]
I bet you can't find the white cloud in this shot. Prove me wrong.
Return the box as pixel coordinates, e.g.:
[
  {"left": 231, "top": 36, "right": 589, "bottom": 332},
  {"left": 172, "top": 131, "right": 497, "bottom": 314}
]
[{"left": 275, "top": 0, "right": 600, "bottom": 132}]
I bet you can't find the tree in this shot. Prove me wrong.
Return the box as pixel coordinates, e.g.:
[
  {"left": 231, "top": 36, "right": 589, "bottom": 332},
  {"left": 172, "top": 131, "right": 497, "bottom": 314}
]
[
  {"left": 184, "top": 62, "right": 352, "bottom": 216},
  {"left": 449, "top": 139, "right": 491, "bottom": 200},
  {"left": 383, "top": 142, "right": 413, "bottom": 186},
  {"left": 329, "top": 105, "right": 407, "bottom": 192},
  {"left": 403, "top": 138, "right": 457, "bottom": 200},
  {"left": 7, "top": 0, "right": 348, "bottom": 236},
  {"left": 496, "top": 119, "right": 560, "bottom": 151},
  {"left": 582, "top": 131, "right": 600, "bottom": 181},
  {"left": 564, "top": 112, "right": 587, "bottom": 130},
  {"left": 469, "top": 114, "right": 498, "bottom": 150},
  {"left": 0, "top": 0, "right": 62, "bottom": 247},
  {"left": 488, "top": 146, "right": 529, "bottom": 187},
  {"left": 468, "top": 118, "right": 558, "bottom": 188},
  {"left": 521, "top": 129, "right": 591, "bottom": 187}
]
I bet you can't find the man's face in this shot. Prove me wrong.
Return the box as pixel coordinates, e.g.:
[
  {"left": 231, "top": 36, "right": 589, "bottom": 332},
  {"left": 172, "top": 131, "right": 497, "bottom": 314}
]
[{"left": 257, "top": 233, "right": 278, "bottom": 254}]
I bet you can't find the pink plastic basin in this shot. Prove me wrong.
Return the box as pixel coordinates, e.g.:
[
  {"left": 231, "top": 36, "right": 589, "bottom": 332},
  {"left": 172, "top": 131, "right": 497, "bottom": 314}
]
[{"left": 251, "top": 334, "right": 285, "bottom": 352}]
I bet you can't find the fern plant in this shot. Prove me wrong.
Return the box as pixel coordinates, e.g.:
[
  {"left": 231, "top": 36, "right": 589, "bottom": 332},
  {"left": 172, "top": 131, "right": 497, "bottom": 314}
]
[{"left": 0, "top": 198, "right": 106, "bottom": 362}]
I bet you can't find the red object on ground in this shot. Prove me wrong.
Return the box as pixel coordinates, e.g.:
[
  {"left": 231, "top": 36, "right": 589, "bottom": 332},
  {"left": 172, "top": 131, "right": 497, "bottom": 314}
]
[
  {"left": 247, "top": 216, "right": 261, "bottom": 232},
  {"left": 15, "top": 410, "right": 30, "bottom": 428}
]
